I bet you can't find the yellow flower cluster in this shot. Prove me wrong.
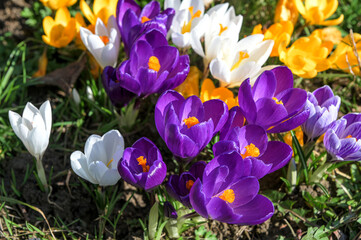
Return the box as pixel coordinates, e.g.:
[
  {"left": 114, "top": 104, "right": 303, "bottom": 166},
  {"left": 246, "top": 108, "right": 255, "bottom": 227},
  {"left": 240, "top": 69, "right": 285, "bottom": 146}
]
[{"left": 41, "top": 0, "right": 117, "bottom": 48}]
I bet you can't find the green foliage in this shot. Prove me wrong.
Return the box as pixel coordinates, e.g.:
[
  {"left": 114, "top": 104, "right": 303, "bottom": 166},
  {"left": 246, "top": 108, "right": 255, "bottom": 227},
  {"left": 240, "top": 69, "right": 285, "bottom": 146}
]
[{"left": 194, "top": 226, "right": 217, "bottom": 240}]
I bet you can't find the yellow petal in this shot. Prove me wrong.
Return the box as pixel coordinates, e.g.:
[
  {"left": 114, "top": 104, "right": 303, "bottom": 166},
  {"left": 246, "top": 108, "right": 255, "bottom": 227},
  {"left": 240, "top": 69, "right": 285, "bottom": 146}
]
[
  {"left": 55, "top": 7, "right": 71, "bottom": 25},
  {"left": 200, "top": 78, "right": 215, "bottom": 102},
  {"left": 80, "top": 0, "right": 96, "bottom": 25},
  {"left": 293, "top": 0, "right": 306, "bottom": 16},
  {"left": 321, "top": 14, "right": 344, "bottom": 26},
  {"left": 43, "top": 16, "right": 55, "bottom": 37},
  {"left": 252, "top": 24, "right": 263, "bottom": 35}
]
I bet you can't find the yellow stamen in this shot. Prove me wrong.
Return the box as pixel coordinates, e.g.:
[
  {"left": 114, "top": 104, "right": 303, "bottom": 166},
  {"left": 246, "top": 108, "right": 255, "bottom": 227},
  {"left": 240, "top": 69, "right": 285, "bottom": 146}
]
[
  {"left": 231, "top": 51, "right": 249, "bottom": 71},
  {"left": 186, "top": 180, "right": 194, "bottom": 191},
  {"left": 241, "top": 143, "right": 260, "bottom": 159},
  {"left": 181, "top": 7, "right": 202, "bottom": 34},
  {"left": 148, "top": 56, "right": 161, "bottom": 72},
  {"left": 141, "top": 16, "right": 151, "bottom": 23},
  {"left": 183, "top": 116, "right": 200, "bottom": 128},
  {"left": 218, "top": 24, "right": 228, "bottom": 36},
  {"left": 272, "top": 97, "right": 283, "bottom": 105},
  {"left": 107, "top": 158, "right": 113, "bottom": 167},
  {"left": 100, "top": 36, "right": 109, "bottom": 45},
  {"left": 137, "top": 156, "right": 150, "bottom": 172},
  {"left": 219, "top": 189, "right": 235, "bottom": 203}
]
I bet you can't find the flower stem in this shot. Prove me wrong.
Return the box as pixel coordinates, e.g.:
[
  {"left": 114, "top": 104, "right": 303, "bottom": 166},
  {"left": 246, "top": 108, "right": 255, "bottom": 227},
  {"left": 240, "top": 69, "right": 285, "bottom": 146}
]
[{"left": 35, "top": 157, "right": 48, "bottom": 192}]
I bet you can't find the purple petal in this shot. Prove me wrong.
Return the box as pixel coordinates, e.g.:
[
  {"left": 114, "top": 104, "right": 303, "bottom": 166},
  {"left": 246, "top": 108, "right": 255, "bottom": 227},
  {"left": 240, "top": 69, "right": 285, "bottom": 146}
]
[
  {"left": 249, "top": 158, "right": 273, "bottom": 179},
  {"left": 219, "top": 106, "right": 245, "bottom": 140},
  {"left": 252, "top": 70, "right": 276, "bottom": 101},
  {"left": 140, "top": 1, "right": 160, "bottom": 19},
  {"left": 258, "top": 141, "right": 292, "bottom": 173},
  {"left": 189, "top": 161, "right": 207, "bottom": 180},
  {"left": 313, "top": 85, "right": 334, "bottom": 105},
  {"left": 189, "top": 179, "right": 208, "bottom": 218},
  {"left": 238, "top": 79, "right": 257, "bottom": 123},
  {"left": 232, "top": 195, "right": 274, "bottom": 225},
  {"left": 145, "top": 159, "right": 167, "bottom": 191},
  {"left": 203, "top": 99, "right": 229, "bottom": 134},
  {"left": 207, "top": 197, "right": 240, "bottom": 223},
  {"left": 255, "top": 98, "right": 288, "bottom": 129},
  {"left": 267, "top": 109, "right": 310, "bottom": 133},
  {"left": 116, "top": 0, "right": 141, "bottom": 28},
  {"left": 212, "top": 140, "right": 239, "bottom": 157},
  {"left": 271, "top": 66, "right": 294, "bottom": 96},
  {"left": 229, "top": 176, "right": 259, "bottom": 208},
  {"left": 276, "top": 88, "right": 307, "bottom": 117}
]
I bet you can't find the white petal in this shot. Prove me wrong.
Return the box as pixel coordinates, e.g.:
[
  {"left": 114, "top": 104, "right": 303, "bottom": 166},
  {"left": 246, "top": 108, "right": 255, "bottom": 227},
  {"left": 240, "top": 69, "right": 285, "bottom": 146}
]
[
  {"left": 230, "top": 61, "right": 259, "bottom": 87},
  {"left": 172, "top": 32, "right": 190, "bottom": 48},
  {"left": 98, "top": 169, "right": 121, "bottom": 186},
  {"left": 165, "top": 0, "right": 180, "bottom": 11},
  {"left": 88, "top": 161, "right": 109, "bottom": 185},
  {"left": 95, "top": 18, "right": 108, "bottom": 36},
  {"left": 87, "top": 35, "right": 105, "bottom": 67},
  {"left": 190, "top": 29, "right": 205, "bottom": 57},
  {"left": 101, "top": 43, "right": 118, "bottom": 68},
  {"left": 237, "top": 34, "right": 264, "bottom": 52},
  {"left": 39, "top": 100, "right": 52, "bottom": 139},
  {"left": 28, "top": 126, "right": 48, "bottom": 160},
  {"left": 22, "top": 102, "right": 39, "bottom": 122},
  {"left": 70, "top": 151, "right": 97, "bottom": 184},
  {"left": 102, "top": 130, "right": 124, "bottom": 163},
  {"left": 107, "top": 15, "right": 119, "bottom": 34},
  {"left": 8, "top": 111, "right": 22, "bottom": 140},
  {"left": 248, "top": 39, "right": 274, "bottom": 66},
  {"left": 209, "top": 58, "right": 231, "bottom": 84},
  {"left": 84, "top": 134, "right": 102, "bottom": 160},
  {"left": 80, "top": 27, "right": 92, "bottom": 47}
]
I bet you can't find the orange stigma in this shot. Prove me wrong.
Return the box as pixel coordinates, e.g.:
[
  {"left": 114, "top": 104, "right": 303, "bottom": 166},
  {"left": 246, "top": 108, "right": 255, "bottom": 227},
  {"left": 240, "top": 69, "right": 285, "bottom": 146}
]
[
  {"left": 100, "top": 36, "right": 109, "bottom": 45},
  {"left": 107, "top": 158, "right": 113, "bottom": 167},
  {"left": 219, "top": 189, "right": 235, "bottom": 203},
  {"left": 148, "top": 56, "right": 161, "bottom": 72},
  {"left": 241, "top": 143, "right": 260, "bottom": 159},
  {"left": 231, "top": 51, "right": 249, "bottom": 71},
  {"left": 137, "top": 156, "right": 150, "bottom": 172},
  {"left": 218, "top": 24, "right": 228, "bottom": 36},
  {"left": 181, "top": 7, "right": 202, "bottom": 34},
  {"left": 186, "top": 180, "right": 194, "bottom": 191},
  {"left": 272, "top": 97, "right": 283, "bottom": 105},
  {"left": 183, "top": 116, "right": 200, "bottom": 128},
  {"left": 141, "top": 16, "right": 151, "bottom": 23}
]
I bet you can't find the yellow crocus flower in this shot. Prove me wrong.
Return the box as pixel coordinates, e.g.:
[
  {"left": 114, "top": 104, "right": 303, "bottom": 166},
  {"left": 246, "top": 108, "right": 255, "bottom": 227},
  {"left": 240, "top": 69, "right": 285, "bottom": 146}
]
[
  {"left": 80, "top": 0, "right": 117, "bottom": 26},
  {"left": 329, "top": 33, "right": 361, "bottom": 76},
  {"left": 279, "top": 35, "right": 331, "bottom": 78},
  {"left": 42, "top": 7, "right": 76, "bottom": 48},
  {"left": 283, "top": 126, "right": 304, "bottom": 156},
  {"left": 174, "top": 66, "right": 200, "bottom": 98},
  {"left": 252, "top": 21, "right": 294, "bottom": 57},
  {"left": 310, "top": 27, "right": 342, "bottom": 45},
  {"left": 33, "top": 48, "right": 48, "bottom": 77},
  {"left": 293, "top": 0, "right": 344, "bottom": 26},
  {"left": 274, "top": 0, "right": 299, "bottom": 25},
  {"left": 200, "top": 78, "right": 238, "bottom": 110},
  {"left": 40, "top": 0, "right": 77, "bottom": 10}
]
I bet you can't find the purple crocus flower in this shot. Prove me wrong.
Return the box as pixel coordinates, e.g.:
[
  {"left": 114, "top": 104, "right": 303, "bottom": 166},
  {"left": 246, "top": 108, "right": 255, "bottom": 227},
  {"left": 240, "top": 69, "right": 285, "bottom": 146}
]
[
  {"left": 166, "top": 161, "right": 206, "bottom": 208},
  {"left": 324, "top": 113, "right": 361, "bottom": 161},
  {"left": 102, "top": 66, "right": 136, "bottom": 106},
  {"left": 189, "top": 151, "right": 274, "bottom": 225},
  {"left": 116, "top": 29, "right": 190, "bottom": 97},
  {"left": 214, "top": 125, "right": 292, "bottom": 178},
  {"left": 118, "top": 137, "right": 166, "bottom": 191},
  {"left": 116, "top": 0, "right": 175, "bottom": 55},
  {"left": 155, "top": 90, "right": 229, "bottom": 159},
  {"left": 163, "top": 201, "right": 178, "bottom": 219},
  {"left": 302, "top": 85, "right": 340, "bottom": 142},
  {"left": 238, "top": 66, "right": 309, "bottom": 133}
]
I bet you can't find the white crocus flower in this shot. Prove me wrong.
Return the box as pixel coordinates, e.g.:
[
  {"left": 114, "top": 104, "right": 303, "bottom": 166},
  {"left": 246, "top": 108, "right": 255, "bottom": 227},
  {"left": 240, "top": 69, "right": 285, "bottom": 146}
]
[
  {"left": 165, "top": 0, "right": 206, "bottom": 49},
  {"left": 80, "top": 15, "right": 120, "bottom": 69},
  {"left": 9, "top": 100, "right": 52, "bottom": 161},
  {"left": 209, "top": 34, "right": 274, "bottom": 88},
  {"left": 70, "top": 130, "right": 124, "bottom": 186},
  {"left": 191, "top": 3, "right": 243, "bottom": 66}
]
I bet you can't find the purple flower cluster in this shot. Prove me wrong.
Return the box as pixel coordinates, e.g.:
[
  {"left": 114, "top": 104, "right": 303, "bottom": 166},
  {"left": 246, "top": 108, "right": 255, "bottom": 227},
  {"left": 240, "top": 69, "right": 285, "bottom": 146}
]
[{"left": 102, "top": 0, "right": 189, "bottom": 106}]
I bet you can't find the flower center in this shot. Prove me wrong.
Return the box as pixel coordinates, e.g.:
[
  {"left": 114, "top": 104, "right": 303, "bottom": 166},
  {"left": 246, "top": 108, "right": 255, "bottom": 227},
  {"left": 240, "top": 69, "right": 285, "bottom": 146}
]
[
  {"left": 148, "top": 56, "right": 161, "bottom": 72},
  {"left": 241, "top": 143, "right": 260, "bottom": 159},
  {"left": 272, "top": 97, "right": 283, "bottom": 105},
  {"left": 218, "top": 24, "right": 228, "bottom": 36},
  {"left": 100, "top": 36, "right": 109, "bottom": 45},
  {"left": 141, "top": 16, "right": 151, "bottom": 23},
  {"left": 231, "top": 51, "right": 249, "bottom": 71},
  {"left": 219, "top": 189, "right": 235, "bottom": 203},
  {"left": 186, "top": 180, "right": 194, "bottom": 191},
  {"left": 181, "top": 7, "right": 202, "bottom": 34},
  {"left": 137, "top": 156, "right": 150, "bottom": 172},
  {"left": 183, "top": 116, "right": 200, "bottom": 128},
  {"left": 107, "top": 158, "right": 113, "bottom": 167}
]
